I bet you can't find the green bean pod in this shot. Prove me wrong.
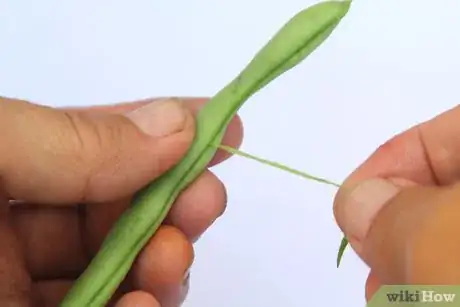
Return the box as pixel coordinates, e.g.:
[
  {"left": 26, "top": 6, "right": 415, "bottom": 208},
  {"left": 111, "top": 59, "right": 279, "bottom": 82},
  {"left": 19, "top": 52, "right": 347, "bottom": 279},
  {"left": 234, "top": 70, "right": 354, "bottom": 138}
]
[{"left": 60, "top": 1, "right": 351, "bottom": 306}]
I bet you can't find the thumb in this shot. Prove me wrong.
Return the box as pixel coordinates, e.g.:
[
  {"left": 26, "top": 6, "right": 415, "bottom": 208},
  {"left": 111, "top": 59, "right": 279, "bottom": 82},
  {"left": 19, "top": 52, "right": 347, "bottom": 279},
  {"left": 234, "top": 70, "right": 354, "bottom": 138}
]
[
  {"left": 0, "top": 97, "right": 195, "bottom": 204},
  {"left": 334, "top": 178, "right": 460, "bottom": 284}
]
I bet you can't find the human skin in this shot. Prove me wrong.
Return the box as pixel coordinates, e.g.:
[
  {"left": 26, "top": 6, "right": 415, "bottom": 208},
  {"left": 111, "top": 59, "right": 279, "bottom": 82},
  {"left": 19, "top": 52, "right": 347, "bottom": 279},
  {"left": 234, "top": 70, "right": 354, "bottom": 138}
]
[
  {"left": 333, "top": 104, "right": 460, "bottom": 302},
  {"left": 0, "top": 96, "right": 243, "bottom": 307}
]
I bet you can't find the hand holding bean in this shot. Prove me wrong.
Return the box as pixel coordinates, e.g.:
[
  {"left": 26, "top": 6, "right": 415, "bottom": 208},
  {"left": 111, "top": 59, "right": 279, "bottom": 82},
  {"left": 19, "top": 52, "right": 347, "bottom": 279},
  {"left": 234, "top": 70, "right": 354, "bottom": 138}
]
[
  {"left": 62, "top": 2, "right": 352, "bottom": 305},
  {"left": 334, "top": 105, "right": 460, "bottom": 302},
  {"left": 0, "top": 97, "right": 243, "bottom": 307},
  {"left": 1, "top": 2, "right": 354, "bottom": 306}
]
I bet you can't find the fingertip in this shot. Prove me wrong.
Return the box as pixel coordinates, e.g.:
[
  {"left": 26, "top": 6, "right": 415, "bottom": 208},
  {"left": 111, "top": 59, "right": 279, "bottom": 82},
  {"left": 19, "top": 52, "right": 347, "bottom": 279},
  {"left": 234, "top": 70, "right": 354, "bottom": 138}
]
[
  {"left": 132, "top": 225, "right": 193, "bottom": 306},
  {"left": 115, "top": 291, "right": 160, "bottom": 307},
  {"left": 132, "top": 225, "right": 194, "bottom": 286},
  {"left": 137, "top": 276, "right": 190, "bottom": 307},
  {"left": 333, "top": 178, "right": 403, "bottom": 258},
  {"left": 365, "top": 271, "right": 381, "bottom": 302},
  {"left": 166, "top": 170, "right": 227, "bottom": 241}
]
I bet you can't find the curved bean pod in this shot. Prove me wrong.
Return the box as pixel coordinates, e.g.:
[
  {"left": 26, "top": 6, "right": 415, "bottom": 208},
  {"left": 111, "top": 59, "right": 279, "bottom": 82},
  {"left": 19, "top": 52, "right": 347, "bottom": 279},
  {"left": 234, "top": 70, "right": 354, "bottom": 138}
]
[{"left": 60, "top": 1, "right": 352, "bottom": 305}]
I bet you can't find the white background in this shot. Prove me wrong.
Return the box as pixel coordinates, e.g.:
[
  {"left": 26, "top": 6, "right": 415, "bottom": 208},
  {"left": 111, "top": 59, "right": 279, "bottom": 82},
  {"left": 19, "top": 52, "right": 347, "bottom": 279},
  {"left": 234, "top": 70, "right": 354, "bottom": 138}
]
[{"left": 1, "top": 0, "right": 459, "bottom": 306}]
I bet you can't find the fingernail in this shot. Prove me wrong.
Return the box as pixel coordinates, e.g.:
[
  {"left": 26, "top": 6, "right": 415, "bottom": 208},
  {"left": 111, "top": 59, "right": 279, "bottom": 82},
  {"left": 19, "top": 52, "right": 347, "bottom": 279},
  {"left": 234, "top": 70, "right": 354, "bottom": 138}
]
[
  {"left": 180, "top": 272, "right": 191, "bottom": 305},
  {"left": 126, "top": 98, "right": 188, "bottom": 137},
  {"left": 191, "top": 235, "right": 202, "bottom": 243},
  {"left": 183, "top": 268, "right": 190, "bottom": 284},
  {"left": 336, "top": 178, "right": 401, "bottom": 247}
]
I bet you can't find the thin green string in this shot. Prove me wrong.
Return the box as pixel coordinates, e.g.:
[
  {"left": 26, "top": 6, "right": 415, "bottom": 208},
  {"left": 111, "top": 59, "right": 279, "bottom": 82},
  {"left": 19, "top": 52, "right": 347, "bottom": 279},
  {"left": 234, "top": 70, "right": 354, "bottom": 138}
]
[
  {"left": 217, "top": 145, "right": 340, "bottom": 187},
  {"left": 216, "top": 144, "right": 348, "bottom": 267}
]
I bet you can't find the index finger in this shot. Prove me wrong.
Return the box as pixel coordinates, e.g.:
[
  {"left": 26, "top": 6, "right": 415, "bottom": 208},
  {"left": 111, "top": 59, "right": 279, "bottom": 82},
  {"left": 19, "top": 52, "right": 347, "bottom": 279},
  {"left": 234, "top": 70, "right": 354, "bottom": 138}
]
[
  {"left": 334, "top": 105, "right": 460, "bottom": 238},
  {"left": 333, "top": 104, "right": 460, "bottom": 299},
  {"left": 333, "top": 104, "right": 460, "bottom": 261}
]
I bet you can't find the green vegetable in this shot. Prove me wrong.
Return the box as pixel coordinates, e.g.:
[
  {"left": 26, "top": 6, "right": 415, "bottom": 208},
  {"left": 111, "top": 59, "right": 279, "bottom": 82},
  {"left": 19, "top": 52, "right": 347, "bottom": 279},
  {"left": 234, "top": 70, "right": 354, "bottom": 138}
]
[{"left": 60, "top": 1, "right": 352, "bottom": 305}]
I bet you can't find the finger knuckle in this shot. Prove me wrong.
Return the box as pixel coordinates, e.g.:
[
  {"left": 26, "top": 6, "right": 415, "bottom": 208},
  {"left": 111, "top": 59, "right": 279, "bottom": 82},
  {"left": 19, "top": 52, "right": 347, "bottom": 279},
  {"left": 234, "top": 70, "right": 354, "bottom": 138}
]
[{"left": 60, "top": 111, "right": 127, "bottom": 196}]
